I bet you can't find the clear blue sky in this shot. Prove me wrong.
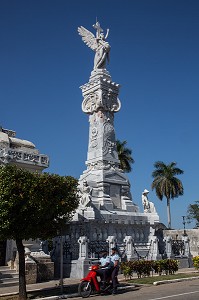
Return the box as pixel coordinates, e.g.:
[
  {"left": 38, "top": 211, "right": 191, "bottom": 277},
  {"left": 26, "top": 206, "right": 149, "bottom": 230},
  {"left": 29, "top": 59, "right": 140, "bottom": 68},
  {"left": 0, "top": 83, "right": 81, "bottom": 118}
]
[{"left": 0, "top": 0, "right": 199, "bottom": 229}]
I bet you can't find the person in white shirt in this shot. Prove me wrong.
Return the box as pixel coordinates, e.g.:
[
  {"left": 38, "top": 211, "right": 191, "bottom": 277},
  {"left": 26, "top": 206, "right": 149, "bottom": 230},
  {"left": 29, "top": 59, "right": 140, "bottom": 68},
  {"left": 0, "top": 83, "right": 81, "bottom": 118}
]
[
  {"left": 110, "top": 247, "right": 120, "bottom": 295},
  {"left": 96, "top": 250, "right": 113, "bottom": 288}
]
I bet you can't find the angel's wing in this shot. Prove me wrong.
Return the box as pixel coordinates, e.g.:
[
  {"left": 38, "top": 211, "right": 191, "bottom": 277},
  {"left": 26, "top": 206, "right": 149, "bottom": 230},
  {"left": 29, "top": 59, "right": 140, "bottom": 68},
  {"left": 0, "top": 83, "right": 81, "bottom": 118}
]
[{"left": 78, "top": 26, "right": 98, "bottom": 51}]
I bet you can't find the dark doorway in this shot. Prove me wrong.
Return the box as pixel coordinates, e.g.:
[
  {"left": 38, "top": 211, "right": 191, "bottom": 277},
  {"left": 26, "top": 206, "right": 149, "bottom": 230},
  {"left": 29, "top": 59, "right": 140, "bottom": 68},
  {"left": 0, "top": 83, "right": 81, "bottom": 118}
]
[{"left": 0, "top": 241, "right": 7, "bottom": 266}]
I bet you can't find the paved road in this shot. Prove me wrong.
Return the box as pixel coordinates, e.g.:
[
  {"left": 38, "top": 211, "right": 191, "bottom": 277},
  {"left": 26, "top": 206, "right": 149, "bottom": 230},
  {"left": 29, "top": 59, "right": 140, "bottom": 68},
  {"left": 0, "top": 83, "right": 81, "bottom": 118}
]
[{"left": 74, "top": 278, "right": 199, "bottom": 300}]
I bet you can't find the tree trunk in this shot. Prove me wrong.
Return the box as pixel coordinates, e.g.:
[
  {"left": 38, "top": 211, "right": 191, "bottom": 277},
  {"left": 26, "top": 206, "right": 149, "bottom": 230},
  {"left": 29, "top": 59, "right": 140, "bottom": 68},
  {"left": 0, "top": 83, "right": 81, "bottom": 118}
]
[
  {"left": 167, "top": 198, "right": 171, "bottom": 229},
  {"left": 16, "top": 239, "right": 27, "bottom": 300}
]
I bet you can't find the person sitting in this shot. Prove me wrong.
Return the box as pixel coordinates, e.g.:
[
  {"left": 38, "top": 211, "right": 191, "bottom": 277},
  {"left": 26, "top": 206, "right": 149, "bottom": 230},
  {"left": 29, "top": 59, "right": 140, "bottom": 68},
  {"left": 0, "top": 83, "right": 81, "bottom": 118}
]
[
  {"left": 110, "top": 247, "right": 120, "bottom": 295},
  {"left": 96, "top": 249, "right": 113, "bottom": 289}
]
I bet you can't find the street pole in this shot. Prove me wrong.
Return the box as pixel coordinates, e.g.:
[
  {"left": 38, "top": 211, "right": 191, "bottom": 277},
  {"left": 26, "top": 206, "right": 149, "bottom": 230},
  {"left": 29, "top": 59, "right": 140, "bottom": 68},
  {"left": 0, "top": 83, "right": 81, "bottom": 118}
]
[
  {"left": 182, "top": 216, "right": 186, "bottom": 236},
  {"left": 60, "top": 230, "right": 63, "bottom": 294}
]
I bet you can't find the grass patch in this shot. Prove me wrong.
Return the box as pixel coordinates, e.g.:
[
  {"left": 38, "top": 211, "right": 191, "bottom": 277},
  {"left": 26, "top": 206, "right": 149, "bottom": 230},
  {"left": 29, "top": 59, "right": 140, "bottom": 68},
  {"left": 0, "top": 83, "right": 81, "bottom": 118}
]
[{"left": 128, "top": 272, "right": 199, "bottom": 285}]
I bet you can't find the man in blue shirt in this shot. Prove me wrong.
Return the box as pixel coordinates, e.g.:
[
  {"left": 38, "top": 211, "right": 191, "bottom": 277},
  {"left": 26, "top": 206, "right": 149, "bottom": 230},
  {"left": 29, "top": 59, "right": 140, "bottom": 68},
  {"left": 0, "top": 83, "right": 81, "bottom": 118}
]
[
  {"left": 110, "top": 247, "right": 120, "bottom": 295},
  {"left": 96, "top": 249, "right": 113, "bottom": 288}
]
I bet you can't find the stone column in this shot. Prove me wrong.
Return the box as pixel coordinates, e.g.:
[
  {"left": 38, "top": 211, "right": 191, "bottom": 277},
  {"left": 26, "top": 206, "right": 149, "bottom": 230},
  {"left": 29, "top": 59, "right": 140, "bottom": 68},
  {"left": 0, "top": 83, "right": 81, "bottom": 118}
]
[
  {"left": 123, "top": 236, "right": 134, "bottom": 261},
  {"left": 106, "top": 236, "right": 116, "bottom": 256},
  {"left": 25, "top": 247, "right": 37, "bottom": 284},
  {"left": 182, "top": 235, "right": 191, "bottom": 257},
  {"left": 78, "top": 236, "right": 88, "bottom": 259},
  {"left": 164, "top": 236, "right": 174, "bottom": 259},
  {"left": 76, "top": 236, "right": 90, "bottom": 279},
  {"left": 149, "top": 236, "right": 161, "bottom": 260},
  {"left": 182, "top": 235, "right": 193, "bottom": 266}
]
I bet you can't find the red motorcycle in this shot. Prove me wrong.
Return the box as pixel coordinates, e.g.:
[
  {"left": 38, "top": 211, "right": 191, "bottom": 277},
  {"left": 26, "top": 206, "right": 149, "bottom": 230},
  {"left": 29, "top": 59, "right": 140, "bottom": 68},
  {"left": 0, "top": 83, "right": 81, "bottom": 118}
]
[{"left": 78, "top": 264, "right": 113, "bottom": 298}]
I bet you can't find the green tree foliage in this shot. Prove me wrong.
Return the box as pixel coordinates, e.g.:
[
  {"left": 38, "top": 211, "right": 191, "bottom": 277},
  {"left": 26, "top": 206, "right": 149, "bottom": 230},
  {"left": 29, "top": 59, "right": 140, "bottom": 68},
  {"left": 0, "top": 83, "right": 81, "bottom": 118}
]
[
  {"left": 187, "top": 200, "right": 199, "bottom": 228},
  {"left": 116, "top": 140, "right": 134, "bottom": 173},
  {"left": 0, "top": 165, "right": 79, "bottom": 300},
  {"left": 151, "top": 161, "right": 184, "bottom": 229}
]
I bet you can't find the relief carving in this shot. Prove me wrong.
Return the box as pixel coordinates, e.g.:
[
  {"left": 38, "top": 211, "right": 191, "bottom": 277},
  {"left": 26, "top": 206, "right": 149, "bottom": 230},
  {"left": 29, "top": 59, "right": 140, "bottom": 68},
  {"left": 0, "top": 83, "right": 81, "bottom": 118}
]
[
  {"left": 0, "top": 148, "right": 49, "bottom": 167},
  {"left": 86, "top": 160, "right": 119, "bottom": 171},
  {"left": 82, "top": 92, "right": 100, "bottom": 114},
  {"left": 82, "top": 89, "right": 121, "bottom": 114},
  {"left": 90, "top": 126, "right": 98, "bottom": 148},
  {"left": 8, "top": 150, "right": 23, "bottom": 160},
  {"left": 103, "top": 122, "right": 115, "bottom": 155},
  {"left": 0, "top": 149, "right": 11, "bottom": 164},
  {"left": 102, "top": 89, "right": 121, "bottom": 112}
]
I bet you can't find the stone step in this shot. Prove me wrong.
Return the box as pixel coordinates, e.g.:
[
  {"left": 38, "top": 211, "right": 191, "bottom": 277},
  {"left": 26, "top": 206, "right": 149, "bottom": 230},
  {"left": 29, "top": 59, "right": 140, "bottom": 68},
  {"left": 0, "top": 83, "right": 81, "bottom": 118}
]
[
  {"left": 0, "top": 274, "right": 19, "bottom": 280},
  {"left": 0, "top": 266, "right": 11, "bottom": 271},
  {"left": 0, "top": 267, "right": 17, "bottom": 270},
  {"left": 0, "top": 279, "right": 19, "bottom": 287},
  {"left": 0, "top": 269, "right": 18, "bottom": 275},
  {"left": 0, "top": 266, "right": 19, "bottom": 287}
]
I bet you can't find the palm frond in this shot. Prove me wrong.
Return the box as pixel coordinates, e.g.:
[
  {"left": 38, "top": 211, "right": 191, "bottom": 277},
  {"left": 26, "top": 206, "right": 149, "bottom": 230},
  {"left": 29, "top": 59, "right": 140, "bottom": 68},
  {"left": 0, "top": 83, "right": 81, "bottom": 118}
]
[{"left": 116, "top": 139, "right": 134, "bottom": 173}]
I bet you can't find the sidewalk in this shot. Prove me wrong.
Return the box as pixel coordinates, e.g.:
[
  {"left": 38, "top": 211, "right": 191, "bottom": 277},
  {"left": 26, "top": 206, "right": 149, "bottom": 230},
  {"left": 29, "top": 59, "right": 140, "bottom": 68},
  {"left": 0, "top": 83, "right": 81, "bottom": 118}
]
[
  {"left": 0, "top": 268, "right": 197, "bottom": 298},
  {"left": 0, "top": 273, "right": 132, "bottom": 298},
  {"left": 0, "top": 276, "right": 80, "bottom": 296}
]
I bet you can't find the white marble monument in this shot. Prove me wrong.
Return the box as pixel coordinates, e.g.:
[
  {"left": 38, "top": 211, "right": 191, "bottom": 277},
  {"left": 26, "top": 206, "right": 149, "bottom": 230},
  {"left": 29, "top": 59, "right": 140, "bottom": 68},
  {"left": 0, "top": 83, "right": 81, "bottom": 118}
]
[
  {"left": 53, "top": 22, "right": 161, "bottom": 278},
  {"left": 74, "top": 21, "right": 159, "bottom": 227}
]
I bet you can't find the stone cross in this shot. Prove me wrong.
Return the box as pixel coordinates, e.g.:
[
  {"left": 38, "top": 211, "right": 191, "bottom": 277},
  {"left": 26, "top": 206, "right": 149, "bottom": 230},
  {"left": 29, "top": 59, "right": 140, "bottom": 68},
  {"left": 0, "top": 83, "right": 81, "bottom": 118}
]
[{"left": 93, "top": 21, "right": 103, "bottom": 38}]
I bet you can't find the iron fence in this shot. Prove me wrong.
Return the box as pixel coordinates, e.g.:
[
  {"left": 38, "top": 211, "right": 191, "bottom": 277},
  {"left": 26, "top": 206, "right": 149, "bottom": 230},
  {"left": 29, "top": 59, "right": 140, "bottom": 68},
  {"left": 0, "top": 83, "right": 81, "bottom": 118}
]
[
  {"left": 171, "top": 240, "right": 185, "bottom": 256},
  {"left": 88, "top": 240, "right": 109, "bottom": 259}
]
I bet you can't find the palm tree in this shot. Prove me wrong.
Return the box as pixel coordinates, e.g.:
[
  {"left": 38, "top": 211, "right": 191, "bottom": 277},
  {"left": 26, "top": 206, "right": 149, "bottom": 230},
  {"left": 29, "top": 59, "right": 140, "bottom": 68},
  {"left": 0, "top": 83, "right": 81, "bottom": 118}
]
[
  {"left": 151, "top": 161, "right": 184, "bottom": 229},
  {"left": 116, "top": 140, "right": 134, "bottom": 173}
]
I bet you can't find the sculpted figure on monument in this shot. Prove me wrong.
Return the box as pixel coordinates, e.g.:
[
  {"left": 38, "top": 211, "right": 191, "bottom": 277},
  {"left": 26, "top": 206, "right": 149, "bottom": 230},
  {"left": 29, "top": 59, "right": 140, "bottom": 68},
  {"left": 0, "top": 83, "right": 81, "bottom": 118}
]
[
  {"left": 0, "top": 149, "right": 11, "bottom": 164},
  {"left": 79, "top": 180, "right": 92, "bottom": 207},
  {"left": 142, "top": 189, "right": 156, "bottom": 213},
  {"left": 78, "top": 21, "right": 110, "bottom": 70}
]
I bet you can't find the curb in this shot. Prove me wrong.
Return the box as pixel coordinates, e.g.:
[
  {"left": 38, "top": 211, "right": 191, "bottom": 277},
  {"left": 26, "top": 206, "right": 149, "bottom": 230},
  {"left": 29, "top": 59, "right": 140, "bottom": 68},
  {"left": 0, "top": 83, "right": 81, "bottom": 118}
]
[
  {"left": 28, "top": 285, "right": 136, "bottom": 300},
  {"left": 0, "top": 285, "right": 135, "bottom": 299},
  {"left": 35, "top": 296, "right": 63, "bottom": 300},
  {"left": 153, "top": 276, "right": 199, "bottom": 286}
]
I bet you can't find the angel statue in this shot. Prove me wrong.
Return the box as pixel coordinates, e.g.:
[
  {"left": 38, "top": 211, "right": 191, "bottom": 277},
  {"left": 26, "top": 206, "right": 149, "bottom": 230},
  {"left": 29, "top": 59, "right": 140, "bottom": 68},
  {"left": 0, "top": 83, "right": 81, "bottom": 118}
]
[{"left": 78, "top": 21, "right": 110, "bottom": 70}]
